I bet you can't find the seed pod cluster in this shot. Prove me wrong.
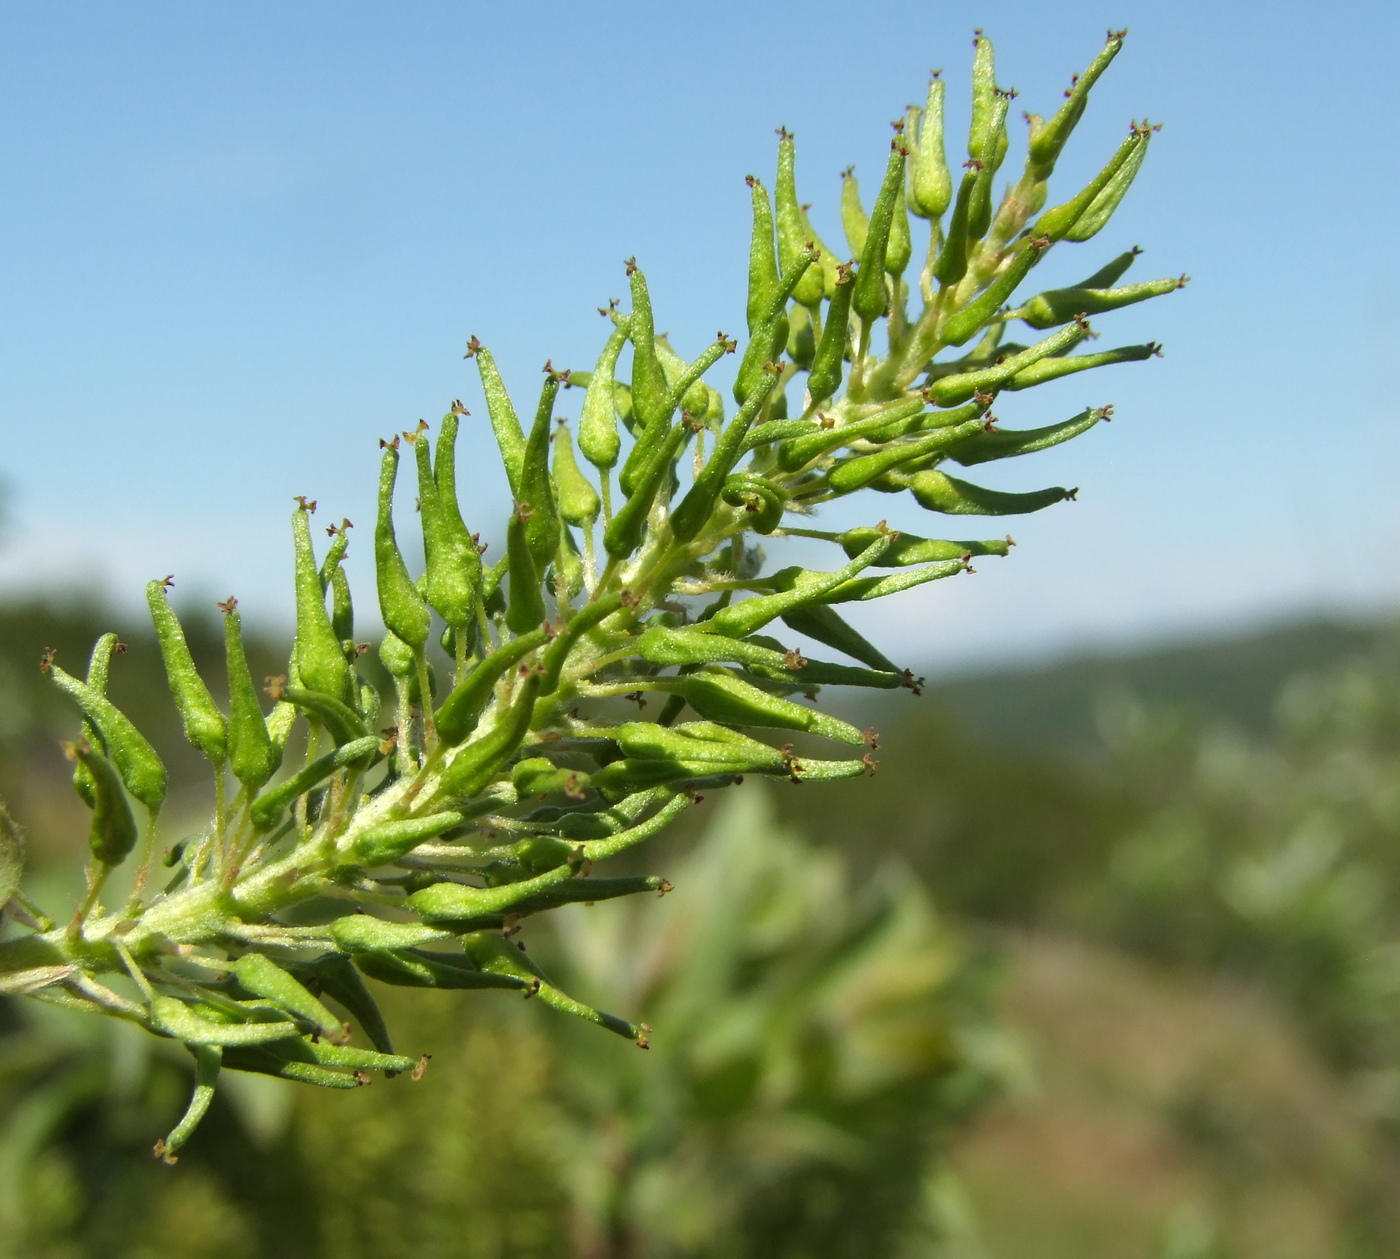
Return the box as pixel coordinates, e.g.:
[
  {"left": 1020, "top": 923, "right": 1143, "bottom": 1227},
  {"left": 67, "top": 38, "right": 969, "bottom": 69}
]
[{"left": 6, "top": 29, "right": 1179, "bottom": 1160}]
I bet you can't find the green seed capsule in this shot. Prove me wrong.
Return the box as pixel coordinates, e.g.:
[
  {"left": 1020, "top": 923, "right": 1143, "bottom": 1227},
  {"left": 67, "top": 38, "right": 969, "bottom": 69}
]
[
  {"left": 604, "top": 419, "right": 690, "bottom": 560},
  {"left": 69, "top": 633, "right": 119, "bottom": 808},
  {"left": 967, "top": 94, "right": 1010, "bottom": 242},
  {"left": 328, "top": 564, "right": 354, "bottom": 647},
  {"left": 467, "top": 340, "right": 527, "bottom": 495},
  {"left": 311, "top": 954, "right": 396, "bottom": 1055},
  {"left": 512, "top": 758, "right": 591, "bottom": 798},
  {"left": 798, "top": 202, "right": 842, "bottom": 300},
  {"left": 721, "top": 473, "right": 785, "bottom": 534},
  {"left": 538, "top": 594, "right": 622, "bottom": 696},
  {"left": 435, "top": 628, "right": 548, "bottom": 745},
  {"left": 146, "top": 580, "right": 227, "bottom": 765},
  {"left": 940, "top": 237, "right": 1047, "bottom": 347},
  {"left": 578, "top": 317, "right": 631, "bottom": 470},
  {"left": 827, "top": 415, "right": 988, "bottom": 494},
  {"left": 375, "top": 443, "right": 431, "bottom": 651},
  {"left": 434, "top": 668, "right": 541, "bottom": 803},
  {"left": 234, "top": 953, "right": 347, "bottom": 1043},
  {"left": 550, "top": 424, "right": 599, "bottom": 525},
  {"left": 518, "top": 371, "right": 563, "bottom": 570},
  {"left": 354, "top": 947, "right": 521, "bottom": 991},
  {"left": 292, "top": 503, "right": 350, "bottom": 701},
  {"left": 1073, "top": 248, "right": 1142, "bottom": 290},
  {"left": 775, "top": 130, "right": 826, "bottom": 309},
  {"left": 744, "top": 176, "right": 783, "bottom": 341},
  {"left": 909, "top": 76, "right": 952, "bottom": 218},
  {"left": 852, "top": 143, "right": 909, "bottom": 322},
  {"left": 824, "top": 559, "right": 968, "bottom": 603},
  {"left": 1027, "top": 30, "right": 1126, "bottom": 179},
  {"left": 675, "top": 669, "right": 867, "bottom": 744},
  {"left": 274, "top": 1036, "right": 418, "bottom": 1077},
  {"left": 931, "top": 163, "right": 982, "bottom": 286},
  {"left": 621, "top": 337, "right": 732, "bottom": 497},
  {"left": 220, "top": 1047, "right": 361, "bottom": 1089},
  {"left": 778, "top": 396, "right": 959, "bottom": 471},
  {"left": 222, "top": 600, "right": 279, "bottom": 792},
  {"left": 1002, "top": 342, "right": 1160, "bottom": 390},
  {"left": 840, "top": 168, "right": 870, "bottom": 257},
  {"left": 1064, "top": 128, "right": 1152, "bottom": 242},
  {"left": 886, "top": 176, "right": 913, "bottom": 277},
  {"left": 1018, "top": 275, "right": 1184, "bottom": 330},
  {"left": 331, "top": 915, "right": 445, "bottom": 953},
  {"left": 505, "top": 505, "right": 547, "bottom": 634},
  {"left": 927, "top": 320, "right": 1090, "bottom": 405},
  {"left": 354, "top": 810, "right": 467, "bottom": 866},
  {"left": 947, "top": 406, "right": 1108, "bottom": 467},
  {"left": 780, "top": 604, "right": 901, "bottom": 673},
  {"left": 270, "top": 684, "right": 368, "bottom": 748},
  {"left": 412, "top": 426, "right": 477, "bottom": 631},
  {"left": 805, "top": 264, "right": 856, "bottom": 407},
  {"left": 249, "top": 735, "right": 380, "bottom": 830},
  {"left": 434, "top": 408, "right": 485, "bottom": 608},
  {"left": 155, "top": 1044, "right": 220, "bottom": 1163},
  {"left": 785, "top": 304, "right": 815, "bottom": 372},
  {"left": 967, "top": 31, "right": 997, "bottom": 164},
  {"left": 909, "top": 469, "right": 1074, "bottom": 515},
  {"left": 408, "top": 871, "right": 667, "bottom": 928},
  {"left": 64, "top": 739, "right": 138, "bottom": 867},
  {"left": 46, "top": 662, "right": 167, "bottom": 813},
  {"left": 655, "top": 335, "right": 713, "bottom": 421},
  {"left": 627, "top": 262, "right": 669, "bottom": 430},
  {"left": 1032, "top": 127, "right": 1146, "bottom": 244},
  {"left": 150, "top": 996, "right": 299, "bottom": 1047},
  {"left": 835, "top": 526, "right": 1012, "bottom": 564},
  {"left": 734, "top": 244, "right": 814, "bottom": 405}
]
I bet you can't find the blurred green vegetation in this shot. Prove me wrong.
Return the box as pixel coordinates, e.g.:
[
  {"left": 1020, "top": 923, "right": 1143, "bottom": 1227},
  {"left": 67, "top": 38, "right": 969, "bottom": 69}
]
[{"left": 5, "top": 597, "right": 1400, "bottom": 1256}]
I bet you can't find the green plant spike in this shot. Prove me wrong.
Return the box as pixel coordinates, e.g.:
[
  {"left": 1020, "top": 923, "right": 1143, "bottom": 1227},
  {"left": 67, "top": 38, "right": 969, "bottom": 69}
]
[
  {"left": 374, "top": 440, "right": 432, "bottom": 650},
  {"left": 291, "top": 501, "right": 351, "bottom": 702},
  {"left": 146, "top": 579, "right": 227, "bottom": 765},
  {"left": 578, "top": 317, "right": 631, "bottom": 470},
  {"left": 627, "top": 261, "right": 669, "bottom": 430},
  {"left": 775, "top": 129, "right": 827, "bottom": 309},
  {"left": 411, "top": 423, "right": 477, "bottom": 632},
  {"left": 852, "top": 142, "right": 909, "bottom": 323},
  {"left": 466, "top": 339, "right": 528, "bottom": 495},
  {"left": 63, "top": 739, "right": 138, "bottom": 868},
  {"left": 153, "top": 1045, "right": 221, "bottom": 1164},
  {"left": 908, "top": 468, "right": 1075, "bottom": 515},
  {"left": 1027, "top": 29, "right": 1127, "bottom": 179},
  {"left": 505, "top": 504, "right": 547, "bottom": 634},
  {"left": 909, "top": 74, "right": 952, "bottom": 219},
  {"left": 68, "top": 631, "right": 119, "bottom": 808},
  {"left": 520, "top": 368, "right": 564, "bottom": 569},
  {"left": 222, "top": 598, "right": 280, "bottom": 793},
  {"left": 234, "top": 953, "right": 349, "bottom": 1043}
]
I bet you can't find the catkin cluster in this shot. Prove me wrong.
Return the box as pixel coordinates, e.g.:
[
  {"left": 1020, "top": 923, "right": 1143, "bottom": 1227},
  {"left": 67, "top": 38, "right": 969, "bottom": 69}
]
[{"left": 0, "top": 29, "right": 1182, "bottom": 1159}]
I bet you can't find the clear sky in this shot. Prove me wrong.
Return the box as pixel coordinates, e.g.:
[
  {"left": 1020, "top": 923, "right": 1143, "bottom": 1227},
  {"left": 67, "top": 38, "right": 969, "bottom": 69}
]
[{"left": 0, "top": 0, "right": 1395, "bottom": 668}]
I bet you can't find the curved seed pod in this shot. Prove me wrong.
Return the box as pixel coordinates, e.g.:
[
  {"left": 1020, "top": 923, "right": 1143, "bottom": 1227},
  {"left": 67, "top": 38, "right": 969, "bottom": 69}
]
[
  {"left": 743, "top": 418, "right": 822, "bottom": 452},
  {"left": 780, "top": 604, "right": 901, "bottom": 673},
  {"left": 1018, "top": 275, "right": 1183, "bottom": 330},
  {"left": 354, "top": 810, "right": 466, "bottom": 866},
  {"left": 637, "top": 624, "right": 798, "bottom": 673},
  {"left": 616, "top": 721, "right": 778, "bottom": 765},
  {"left": 269, "top": 1036, "right": 417, "bottom": 1076},
  {"left": 967, "top": 31, "right": 998, "bottom": 164},
  {"left": 375, "top": 443, "right": 431, "bottom": 650},
  {"left": 154, "top": 1044, "right": 220, "bottom": 1163},
  {"left": 267, "top": 683, "right": 368, "bottom": 748},
  {"left": 435, "top": 668, "right": 541, "bottom": 802},
  {"left": 150, "top": 996, "right": 299, "bottom": 1047},
  {"left": 505, "top": 505, "right": 547, "bottom": 634},
  {"left": 967, "top": 93, "right": 1010, "bottom": 242},
  {"left": 734, "top": 244, "right": 814, "bottom": 405},
  {"left": 627, "top": 262, "right": 669, "bottom": 430},
  {"left": 835, "top": 526, "right": 1012, "bottom": 564},
  {"left": 328, "top": 564, "right": 354, "bottom": 646},
  {"left": 909, "top": 76, "right": 952, "bottom": 218},
  {"left": 310, "top": 955, "right": 396, "bottom": 1055},
  {"left": 909, "top": 469, "right": 1074, "bottom": 515},
  {"left": 519, "top": 371, "right": 563, "bottom": 569},
  {"left": 467, "top": 341, "right": 527, "bottom": 495},
  {"left": 620, "top": 337, "right": 731, "bottom": 497},
  {"left": 805, "top": 263, "right": 856, "bottom": 406},
  {"left": 824, "top": 559, "right": 968, "bottom": 603},
  {"left": 433, "top": 409, "right": 485, "bottom": 607},
  {"left": 234, "top": 953, "right": 347, "bottom": 1043},
  {"left": 354, "top": 948, "right": 523, "bottom": 991},
  {"left": 435, "top": 628, "right": 548, "bottom": 745},
  {"left": 1064, "top": 127, "right": 1151, "bottom": 242},
  {"left": 947, "top": 407, "right": 1108, "bottom": 466},
  {"left": 886, "top": 177, "right": 913, "bottom": 277},
  {"left": 552, "top": 423, "right": 600, "bottom": 524},
  {"left": 674, "top": 669, "right": 867, "bottom": 744},
  {"left": 70, "top": 633, "right": 119, "bottom": 808},
  {"left": 1002, "top": 342, "right": 1160, "bottom": 390},
  {"left": 513, "top": 758, "right": 591, "bottom": 798},
  {"left": 777, "top": 396, "right": 954, "bottom": 471},
  {"left": 46, "top": 664, "right": 167, "bottom": 813},
  {"left": 64, "top": 739, "right": 138, "bottom": 867},
  {"left": 223, "top": 601, "right": 279, "bottom": 792},
  {"left": 721, "top": 474, "right": 785, "bottom": 534},
  {"left": 940, "top": 237, "right": 1047, "bottom": 347},
  {"left": 408, "top": 872, "right": 668, "bottom": 928},
  {"left": 291, "top": 504, "right": 349, "bottom": 701},
  {"left": 931, "top": 163, "right": 982, "bottom": 286},
  {"left": 745, "top": 176, "right": 783, "bottom": 336},
  {"left": 827, "top": 415, "right": 988, "bottom": 494},
  {"left": 603, "top": 419, "right": 689, "bottom": 559},
  {"left": 249, "top": 735, "right": 380, "bottom": 830},
  {"left": 840, "top": 167, "right": 870, "bottom": 258},
  {"left": 927, "top": 319, "right": 1089, "bottom": 405},
  {"left": 785, "top": 304, "right": 815, "bottom": 371},
  {"left": 775, "top": 130, "right": 826, "bottom": 309},
  {"left": 538, "top": 594, "right": 622, "bottom": 696},
  {"left": 1027, "top": 31, "right": 1126, "bottom": 179},
  {"left": 146, "top": 580, "right": 227, "bottom": 765},
  {"left": 412, "top": 427, "right": 476, "bottom": 631},
  {"left": 578, "top": 317, "right": 631, "bottom": 469},
  {"left": 1032, "top": 127, "right": 1146, "bottom": 244},
  {"left": 852, "top": 142, "right": 908, "bottom": 322},
  {"left": 331, "top": 915, "right": 446, "bottom": 953},
  {"left": 318, "top": 520, "right": 351, "bottom": 591},
  {"left": 1072, "top": 248, "right": 1141, "bottom": 290},
  {"left": 220, "top": 1047, "right": 362, "bottom": 1089},
  {"left": 708, "top": 533, "right": 893, "bottom": 638}
]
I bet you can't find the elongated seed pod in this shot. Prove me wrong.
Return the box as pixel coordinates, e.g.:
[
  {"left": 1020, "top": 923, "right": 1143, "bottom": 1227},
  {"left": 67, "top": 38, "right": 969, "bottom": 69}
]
[
  {"left": 292, "top": 504, "right": 349, "bottom": 701},
  {"left": 1032, "top": 127, "right": 1145, "bottom": 244},
  {"left": 745, "top": 177, "right": 782, "bottom": 336},
  {"left": 827, "top": 415, "right": 990, "bottom": 494},
  {"left": 46, "top": 664, "right": 167, "bottom": 812},
  {"left": 675, "top": 669, "right": 867, "bottom": 744},
  {"left": 355, "top": 811, "right": 466, "bottom": 866},
  {"left": 966, "top": 91, "right": 1010, "bottom": 241},
  {"left": 806, "top": 264, "right": 856, "bottom": 406},
  {"left": 271, "top": 684, "right": 368, "bottom": 748},
  {"left": 551, "top": 424, "right": 600, "bottom": 525},
  {"left": 311, "top": 955, "right": 396, "bottom": 1055},
  {"left": 840, "top": 168, "right": 870, "bottom": 257},
  {"left": 70, "top": 633, "right": 119, "bottom": 808},
  {"left": 909, "top": 76, "right": 952, "bottom": 218},
  {"left": 219, "top": 1047, "right": 361, "bottom": 1089},
  {"left": 519, "top": 372, "right": 562, "bottom": 569},
  {"left": 234, "top": 953, "right": 347, "bottom": 1043},
  {"left": 435, "top": 669, "right": 541, "bottom": 803},
  {"left": 470, "top": 343, "right": 527, "bottom": 494},
  {"left": 1002, "top": 342, "right": 1159, "bottom": 390},
  {"left": 150, "top": 996, "right": 299, "bottom": 1047},
  {"left": 1064, "top": 127, "right": 1151, "bottom": 242},
  {"left": 654, "top": 335, "right": 712, "bottom": 421},
  {"left": 886, "top": 177, "right": 913, "bottom": 277},
  {"left": 328, "top": 564, "right": 354, "bottom": 645},
  {"left": 538, "top": 594, "right": 622, "bottom": 696},
  {"left": 413, "top": 428, "right": 476, "bottom": 631},
  {"left": 823, "top": 559, "right": 967, "bottom": 603},
  {"left": 835, "top": 526, "right": 1012, "bottom": 564},
  {"left": 775, "top": 130, "right": 826, "bottom": 309},
  {"left": 948, "top": 407, "right": 1107, "bottom": 466},
  {"left": 852, "top": 143, "right": 908, "bottom": 322},
  {"left": 780, "top": 604, "right": 901, "bottom": 673},
  {"left": 927, "top": 319, "right": 1089, "bottom": 405},
  {"left": 578, "top": 317, "right": 630, "bottom": 469},
  {"left": 435, "top": 628, "right": 548, "bottom": 745},
  {"left": 940, "top": 237, "right": 1047, "bottom": 346},
  {"left": 621, "top": 337, "right": 731, "bottom": 497},
  {"left": 65, "top": 739, "right": 138, "bottom": 866},
  {"left": 512, "top": 758, "right": 591, "bottom": 798},
  {"left": 604, "top": 419, "right": 689, "bottom": 559},
  {"left": 931, "top": 164, "right": 981, "bottom": 286},
  {"left": 1018, "top": 275, "right": 1183, "bottom": 330},
  {"left": 967, "top": 31, "right": 997, "bottom": 165},
  {"left": 627, "top": 263, "right": 668, "bottom": 430},
  {"left": 223, "top": 601, "right": 279, "bottom": 791},
  {"left": 375, "top": 443, "right": 431, "bottom": 650},
  {"left": 408, "top": 870, "right": 668, "bottom": 928},
  {"left": 1027, "top": 31, "right": 1126, "bottom": 179},
  {"left": 147, "top": 581, "right": 227, "bottom": 765},
  {"left": 332, "top": 915, "right": 446, "bottom": 953},
  {"left": 249, "top": 735, "right": 380, "bottom": 830},
  {"left": 354, "top": 947, "right": 522, "bottom": 991},
  {"left": 909, "top": 469, "right": 1073, "bottom": 515},
  {"left": 155, "top": 1044, "right": 220, "bottom": 1163},
  {"left": 505, "top": 505, "right": 546, "bottom": 634},
  {"left": 778, "top": 396, "right": 953, "bottom": 471},
  {"left": 1072, "top": 248, "right": 1141, "bottom": 290}
]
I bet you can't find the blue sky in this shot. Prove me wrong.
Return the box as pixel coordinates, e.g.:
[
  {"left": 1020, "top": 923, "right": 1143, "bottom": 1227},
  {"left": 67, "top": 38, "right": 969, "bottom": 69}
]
[{"left": 0, "top": 0, "right": 1395, "bottom": 668}]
